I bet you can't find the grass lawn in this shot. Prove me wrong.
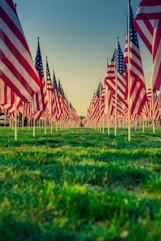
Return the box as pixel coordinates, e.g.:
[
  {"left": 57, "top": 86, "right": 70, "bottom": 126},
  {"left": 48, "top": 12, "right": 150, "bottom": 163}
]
[{"left": 0, "top": 126, "right": 161, "bottom": 241}]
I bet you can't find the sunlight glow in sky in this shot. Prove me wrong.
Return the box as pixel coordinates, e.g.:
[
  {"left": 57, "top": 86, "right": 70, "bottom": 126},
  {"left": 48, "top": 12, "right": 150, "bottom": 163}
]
[{"left": 14, "top": 0, "right": 151, "bottom": 116}]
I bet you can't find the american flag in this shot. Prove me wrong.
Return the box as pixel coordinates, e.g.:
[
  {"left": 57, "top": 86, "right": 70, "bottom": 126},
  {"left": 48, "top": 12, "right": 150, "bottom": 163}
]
[
  {"left": 104, "top": 40, "right": 127, "bottom": 107},
  {"left": 56, "top": 79, "right": 64, "bottom": 121},
  {"left": 100, "top": 86, "right": 106, "bottom": 117},
  {"left": 0, "top": 79, "right": 14, "bottom": 105},
  {"left": 124, "top": 3, "right": 147, "bottom": 115},
  {"left": 134, "top": 0, "right": 161, "bottom": 91},
  {"left": 33, "top": 38, "right": 47, "bottom": 120},
  {"left": 0, "top": 78, "right": 21, "bottom": 113},
  {"left": 46, "top": 58, "right": 52, "bottom": 91},
  {"left": 46, "top": 58, "right": 52, "bottom": 115},
  {"left": 147, "top": 87, "right": 160, "bottom": 122},
  {"left": 87, "top": 82, "right": 104, "bottom": 123},
  {"left": 18, "top": 101, "right": 33, "bottom": 120},
  {"left": 104, "top": 86, "right": 113, "bottom": 115},
  {"left": 0, "top": 0, "right": 41, "bottom": 101},
  {"left": 93, "top": 81, "right": 103, "bottom": 123},
  {"left": 61, "top": 85, "right": 69, "bottom": 121},
  {"left": 68, "top": 102, "right": 80, "bottom": 124},
  {"left": 87, "top": 92, "right": 95, "bottom": 121},
  {"left": 51, "top": 71, "right": 59, "bottom": 119},
  {"left": 158, "top": 95, "right": 161, "bottom": 117}
]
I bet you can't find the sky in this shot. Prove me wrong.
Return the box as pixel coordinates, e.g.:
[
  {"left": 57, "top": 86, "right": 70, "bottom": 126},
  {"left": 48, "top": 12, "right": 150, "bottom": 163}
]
[{"left": 14, "top": 0, "right": 152, "bottom": 116}]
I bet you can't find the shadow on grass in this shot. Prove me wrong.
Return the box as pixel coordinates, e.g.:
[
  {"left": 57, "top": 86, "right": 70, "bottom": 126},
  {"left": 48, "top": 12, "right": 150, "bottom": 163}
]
[{"left": 0, "top": 216, "right": 78, "bottom": 241}]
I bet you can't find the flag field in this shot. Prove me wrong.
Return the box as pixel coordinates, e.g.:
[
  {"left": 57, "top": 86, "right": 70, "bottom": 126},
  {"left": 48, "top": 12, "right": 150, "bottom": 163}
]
[{"left": 0, "top": 127, "right": 161, "bottom": 240}]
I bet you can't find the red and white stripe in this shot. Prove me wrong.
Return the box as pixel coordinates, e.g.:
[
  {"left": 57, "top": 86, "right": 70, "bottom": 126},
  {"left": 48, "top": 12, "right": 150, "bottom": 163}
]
[
  {"left": 147, "top": 87, "right": 160, "bottom": 121},
  {"left": 46, "top": 58, "right": 52, "bottom": 115},
  {"left": 104, "top": 47, "right": 127, "bottom": 107},
  {"left": 56, "top": 80, "right": 65, "bottom": 121},
  {"left": 51, "top": 71, "right": 59, "bottom": 119},
  {"left": 18, "top": 101, "right": 33, "bottom": 120},
  {"left": 0, "top": 0, "right": 41, "bottom": 101},
  {"left": 124, "top": 3, "right": 147, "bottom": 115},
  {"left": 32, "top": 39, "right": 48, "bottom": 120},
  {"left": 134, "top": 0, "right": 161, "bottom": 91},
  {"left": 0, "top": 78, "right": 21, "bottom": 113}
]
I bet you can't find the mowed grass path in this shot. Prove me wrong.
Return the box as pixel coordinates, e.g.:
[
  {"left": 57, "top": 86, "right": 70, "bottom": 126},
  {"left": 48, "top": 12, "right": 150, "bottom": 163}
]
[{"left": 0, "top": 127, "right": 161, "bottom": 241}]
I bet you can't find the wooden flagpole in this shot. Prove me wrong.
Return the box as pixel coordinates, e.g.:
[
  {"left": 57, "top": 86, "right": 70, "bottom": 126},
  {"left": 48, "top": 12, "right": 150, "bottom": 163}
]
[
  {"left": 114, "top": 36, "right": 118, "bottom": 136},
  {"left": 99, "top": 80, "right": 102, "bottom": 133},
  {"left": 33, "top": 117, "right": 35, "bottom": 137},
  {"left": 14, "top": 94, "right": 18, "bottom": 141},
  {"left": 21, "top": 102, "right": 24, "bottom": 129},
  {"left": 127, "top": 0, "right": 131, "bottom": 141},
  {"left": 105, "top": 58, "right": 110, "bottom": 136},
  {"left": 152, "top": 90, "right": 156, "bottom": 133},
  {"left": 44, "top": 111, "right": 47, "bottom": 134},
  {"left": 142, "top": 115, "right": 145, "bottom": 133},
  {"left": 105, "top": 86, "right": 110, "bottom": 136},
  {"left": 32, "top": 96, "right": 36, "bottom": 137}
]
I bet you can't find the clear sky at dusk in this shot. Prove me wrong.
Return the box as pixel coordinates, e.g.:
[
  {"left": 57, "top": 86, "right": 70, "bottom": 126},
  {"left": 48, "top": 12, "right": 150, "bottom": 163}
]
[{"left": 14, "top": 0, "right": 151, "bottom": 116}]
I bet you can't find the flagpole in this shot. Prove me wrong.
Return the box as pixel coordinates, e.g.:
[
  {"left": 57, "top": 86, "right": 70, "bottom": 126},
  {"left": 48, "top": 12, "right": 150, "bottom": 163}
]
[
  {"left": 14, "top": 94, "right": 18, "bottom": 141},
  {"left": 142, "top": 114, "right": 145, "bottom": 133},
  {"left": 152, "top": 90, "right": 155, "bottom": 133},
  {"left": 105, "top": 58, "right": 110, "bottom": 136},
  {"left": 51, "top": 117, "right": 53, "bottom": 133},
  {"left": 114, "top": 36, "right": 118, "bottom": 136},
  {"left": 33, "top": 117, "right": 36, "bottom": 137},
  {"left": 106, "top": 87, "right": 110, "bottom": 136},
  {"left": 102, "top": 113, "right": 105, "bottom": 134},
  {"left": 32, "top": 97, "right": 36, "bottom": 137},
  {"left": 99, "top": 79, "right": 102, "bottom": 133},
  {"left": 106, "top": 57, "right": 109, "bottom": 136},
  {"left": 44, "top": 111, "right": 47, "bottom": 134},
  {"left": 127, "top": 0, "right": 131, "bottom": 141},
  {"left": 22, "top": 102, "right": 24, "bottom": 129}
]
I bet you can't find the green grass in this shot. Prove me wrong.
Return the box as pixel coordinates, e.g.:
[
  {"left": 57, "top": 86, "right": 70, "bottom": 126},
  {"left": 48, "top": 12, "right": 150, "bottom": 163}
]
[{"left": 0, "top": 126, "right": 161, "bottom": 240}]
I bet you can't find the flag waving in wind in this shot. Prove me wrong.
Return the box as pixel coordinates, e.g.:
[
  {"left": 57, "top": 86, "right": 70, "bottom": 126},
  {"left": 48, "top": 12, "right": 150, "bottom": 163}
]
[
  {"left": 134, "top": 0, "right": 161, "bottom": 91},
  {"left": 52, "top": 71, "right": 59, "bottom": 119},
  {"left": 46, "top": 57, "right": 52, "bottom": 115},
  {"left": 35, "top": 39, "right": 47, "bottom": 111},
  {"left": 33, "top": 37, "right": 47, "bottom": 120},
  {"left": 104, "top": 40, "right": 127, "bottom": 107},
  {"left": 124, "top": 2, "right": 147, "bottom": 115},
  {"left": 0, "top": 0, "right": 41, "bottom": 101}
]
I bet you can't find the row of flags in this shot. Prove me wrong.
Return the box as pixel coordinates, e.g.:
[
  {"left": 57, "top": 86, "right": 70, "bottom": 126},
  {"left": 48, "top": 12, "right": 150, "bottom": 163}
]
[
  {"left": 1, "top": 0, "right": 161, "bottom": 135},
  {"left": 85, "top": 84, "right": 161, "bottom": 126},
  {"left": 0, "top": 0, "right": 80, "bottom": 128},
  {"left": 134, "top": 0, "right": 161, "bottom": 91},
  {"left": 84, "top": 1, "right": 161, "bottom": 134},
  {"left": 1, "top": 0, "right": 41, "bottom": 101}
]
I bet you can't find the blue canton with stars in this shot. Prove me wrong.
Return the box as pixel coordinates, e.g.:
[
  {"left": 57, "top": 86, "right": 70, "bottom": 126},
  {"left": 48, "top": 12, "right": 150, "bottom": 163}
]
[
  {"left": 35, "top": 40, "right": 44, "bottom": 79},
  {"left": 130, "top": 4, "right": 139, "bottom": 48}
]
